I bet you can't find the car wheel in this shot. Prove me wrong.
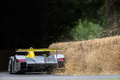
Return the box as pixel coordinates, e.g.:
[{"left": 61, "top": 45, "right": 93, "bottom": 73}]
[
  {"left": 15, "top": 71, "right": 25, "bottom": 74},
  {"left": 8, "top": 59, "right": 12, "bottom": 74},
  {"left": 46, "top": 68, "right": 52, "bottom": 74}
]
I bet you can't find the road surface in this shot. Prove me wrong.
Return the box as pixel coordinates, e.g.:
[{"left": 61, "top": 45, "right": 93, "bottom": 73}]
[{"left": 0, "top": 71, "right": 120, "bottom": 80}]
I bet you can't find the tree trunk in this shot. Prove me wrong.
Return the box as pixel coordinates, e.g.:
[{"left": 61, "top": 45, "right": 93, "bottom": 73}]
[{"left": 106, "top": 0, "right": 120, "bottom": 36}]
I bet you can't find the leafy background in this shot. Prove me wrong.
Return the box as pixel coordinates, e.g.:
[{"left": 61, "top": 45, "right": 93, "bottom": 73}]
[{"left": 0, "top": 0, "right": 119, "bottom": 49}]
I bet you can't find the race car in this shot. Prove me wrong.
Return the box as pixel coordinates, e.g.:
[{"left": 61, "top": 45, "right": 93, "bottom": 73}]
[{"left": 8, "top": 47, "right": 65, "bottom": 74}]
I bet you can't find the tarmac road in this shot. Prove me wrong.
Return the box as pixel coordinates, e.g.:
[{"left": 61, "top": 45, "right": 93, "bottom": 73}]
[{"left": 0, "top": 71, "right": 120, "bottom": 80}]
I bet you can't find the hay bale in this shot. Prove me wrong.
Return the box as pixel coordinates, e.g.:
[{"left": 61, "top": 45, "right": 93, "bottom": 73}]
[{"left": 49, "top": 36, "right": 120, "bottom": 75}]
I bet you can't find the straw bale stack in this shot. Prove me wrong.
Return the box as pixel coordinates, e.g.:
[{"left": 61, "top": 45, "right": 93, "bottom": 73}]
[{"left": 49, "top": 36, "right": 120, "bottom": 75}]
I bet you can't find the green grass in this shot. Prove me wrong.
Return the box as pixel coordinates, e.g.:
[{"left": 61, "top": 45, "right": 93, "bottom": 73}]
[{"left": 101, "top": 78, "right": 120, "bottom": 80}]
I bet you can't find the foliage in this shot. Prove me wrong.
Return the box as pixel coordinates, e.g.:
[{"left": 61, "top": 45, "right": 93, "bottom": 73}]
[
  {"left": 105, "top": 0, "right": 120, "bottom": 36},
  {"left": 59, "top": 21, "right": 104, "bottom": 41},
  {"left": 1, "top": 0, "right": 105, "bottom": 49}
]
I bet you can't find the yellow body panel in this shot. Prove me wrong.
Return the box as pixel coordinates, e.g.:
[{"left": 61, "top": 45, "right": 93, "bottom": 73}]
[{"left": 26, "top": 51, "right": 35, "bottom": 58}]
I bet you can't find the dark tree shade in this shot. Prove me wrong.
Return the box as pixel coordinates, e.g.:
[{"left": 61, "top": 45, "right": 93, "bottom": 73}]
[{"left": 0, "top": 0, "right": 104, "bottom": 49}]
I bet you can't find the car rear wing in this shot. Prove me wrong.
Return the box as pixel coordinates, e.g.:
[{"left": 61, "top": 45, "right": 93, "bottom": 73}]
[
  {"left": 16, "top": 47, "right": 63, "bottom": 58},
  {"left": 16, "top": 47, "right": 63, "bottom": 52}
]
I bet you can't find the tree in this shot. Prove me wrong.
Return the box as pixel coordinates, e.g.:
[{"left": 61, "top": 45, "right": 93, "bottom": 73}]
[
  {"left": 0, "top": 0, "right": 105, "bottom": 49},
  {"left": 106, "top": 0, "right": 120, "bottom": 35}
]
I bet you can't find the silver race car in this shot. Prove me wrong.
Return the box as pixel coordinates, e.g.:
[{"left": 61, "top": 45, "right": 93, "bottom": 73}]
[{"left": 8, "top": 47, "right": 65, "bottom": 74}]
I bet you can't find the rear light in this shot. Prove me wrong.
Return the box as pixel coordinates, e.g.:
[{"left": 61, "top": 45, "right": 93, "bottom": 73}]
[
  {"left": 58, "top": 58, "right": 64, "bottom": 61},
  {"left": 16, "top": 59, "right": 26, "bottom": 62}
]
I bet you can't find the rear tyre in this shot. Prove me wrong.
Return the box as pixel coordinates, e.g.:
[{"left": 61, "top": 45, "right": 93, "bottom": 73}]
[
  {"left": 15, "top": 71, "right": 25, "bottom": 74},
  {"left": 8, "top": 59, "right": 13, "bottom": 74},
  {"left": 46, "top": 68, "right": 52, "bottom": 74}
]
